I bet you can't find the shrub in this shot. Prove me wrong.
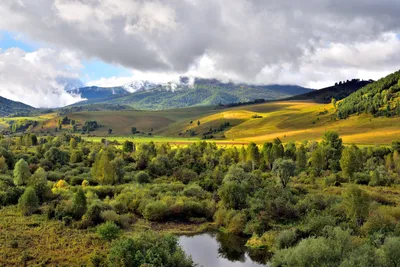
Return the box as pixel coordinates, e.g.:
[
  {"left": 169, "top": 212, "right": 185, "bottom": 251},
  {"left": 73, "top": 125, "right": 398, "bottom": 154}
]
[
  {"left": 97, "top": 221, "right": 120, "bottom": 241},
  {"left": 107, "top": 232, "right": 194, "bottom": 267},
  {"left": 135, "top": 171, "right": 150, "bottom": 184},
  {"left": 143, "top": 201, "right": 168, "bottom": 221},
  {"left": 275, "top": 228, "right": 299, "bottom": 249}
]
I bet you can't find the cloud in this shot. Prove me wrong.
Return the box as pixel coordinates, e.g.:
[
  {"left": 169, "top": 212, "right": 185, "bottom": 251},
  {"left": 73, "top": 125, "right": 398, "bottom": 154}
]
[
  {"left": 0, "top": 47, "right": 84, "bottom": 108},
  {"left": 1, "top": 0, "right": 400, "bottom": 91}
]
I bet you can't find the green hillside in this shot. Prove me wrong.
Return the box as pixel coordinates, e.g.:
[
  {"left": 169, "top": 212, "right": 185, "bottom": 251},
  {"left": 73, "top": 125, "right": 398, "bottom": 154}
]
[
  {"left": 338, "top": 70, "right": 400, "bottom": 118},
  {"left": 0, "top": 96, "right": 36, "bottom": 117},
  {"left": 288, "top": 79, "right": 373, "bottom": 103}
]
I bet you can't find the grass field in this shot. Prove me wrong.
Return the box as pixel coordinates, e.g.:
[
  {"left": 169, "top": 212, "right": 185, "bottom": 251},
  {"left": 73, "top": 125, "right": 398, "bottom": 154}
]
[{"left": 5, "top": 100, "right": 400, "bottom": 145}]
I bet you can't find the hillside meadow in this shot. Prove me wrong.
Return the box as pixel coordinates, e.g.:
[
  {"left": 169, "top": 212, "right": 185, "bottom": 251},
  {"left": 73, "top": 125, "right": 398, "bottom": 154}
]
[{"left": 6, "top": 100, "right": 398, "bottom": 145}]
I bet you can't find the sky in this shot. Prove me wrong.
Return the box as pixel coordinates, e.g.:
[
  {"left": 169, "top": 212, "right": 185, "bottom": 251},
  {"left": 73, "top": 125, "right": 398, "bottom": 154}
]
[{"left": 1, "top": 0, "right": 400, "bottom": 107}]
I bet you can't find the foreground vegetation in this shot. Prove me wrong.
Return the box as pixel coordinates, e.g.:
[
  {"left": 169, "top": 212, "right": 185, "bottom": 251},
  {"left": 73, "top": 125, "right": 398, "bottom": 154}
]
[{"left": 1, "top": 130, "right": 400, "bottom": 265}]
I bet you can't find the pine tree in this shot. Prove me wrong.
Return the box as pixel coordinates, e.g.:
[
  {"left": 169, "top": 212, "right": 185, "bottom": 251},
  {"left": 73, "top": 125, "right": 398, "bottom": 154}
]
[
  {"left": 18, "top": 187, "right": 39, "bottom": 216},
  {"left": 13, "top": 159, "right": 31, "bottom": 186}
]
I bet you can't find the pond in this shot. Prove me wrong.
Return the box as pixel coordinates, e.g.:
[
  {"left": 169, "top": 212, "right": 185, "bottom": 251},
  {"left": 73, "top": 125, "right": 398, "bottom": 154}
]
[{"left": 178, "top": 233, "right": 271, "bottom": 267}]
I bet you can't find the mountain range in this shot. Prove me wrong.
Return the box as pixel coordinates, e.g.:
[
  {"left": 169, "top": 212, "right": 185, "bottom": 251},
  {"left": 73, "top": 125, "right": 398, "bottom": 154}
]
[
  {"left": 0, "top": 76, "right": 377, "bottom": 116},
  {"left": 69, "top": 77, "right": 313, "bottom": 110}
]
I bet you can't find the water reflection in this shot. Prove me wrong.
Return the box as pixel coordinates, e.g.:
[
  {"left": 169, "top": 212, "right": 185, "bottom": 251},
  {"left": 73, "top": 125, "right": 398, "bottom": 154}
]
[{"left": 178, "top": 232, "right": 271, "bottom": 267}]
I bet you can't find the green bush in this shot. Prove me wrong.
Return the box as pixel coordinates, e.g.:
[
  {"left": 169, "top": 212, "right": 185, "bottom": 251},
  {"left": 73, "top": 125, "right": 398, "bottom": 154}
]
[
  {"left": 97, "top": 221, "right": 120, "bottom": 241},
  {"left": 143, "top": 201, "right": 168, "bottom": 221},
  {"left": 135, "top": 171, "right": 150, "bottom": 184}
]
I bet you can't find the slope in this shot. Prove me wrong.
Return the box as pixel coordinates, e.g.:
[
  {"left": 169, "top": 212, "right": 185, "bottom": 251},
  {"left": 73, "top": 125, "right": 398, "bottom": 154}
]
[
  {"left": 0, "top": 96, "right": 36, "bottom": 117},
  {"left": 287, "top": 79, "right": 373, "bottom": 103}
]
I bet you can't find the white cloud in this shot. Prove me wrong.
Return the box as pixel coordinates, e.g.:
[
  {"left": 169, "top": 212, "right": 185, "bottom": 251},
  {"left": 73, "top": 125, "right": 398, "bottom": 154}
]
[
  {"left": 1, "top": 0, "right": 400, "bottom": 97},
  {"left": 0, "top": 48, "right": 84, "bottom": 108}
]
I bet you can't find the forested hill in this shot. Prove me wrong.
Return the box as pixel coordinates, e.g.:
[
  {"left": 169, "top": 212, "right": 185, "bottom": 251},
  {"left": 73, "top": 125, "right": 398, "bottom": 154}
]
[
  {"left": 337, "top": 70, "right": 400, "bottom": 119},
  {"left": 72, "top": 78, "right": 313, "bottom": 110},
  {"left": 288, "top": 79, "right": 373, "bottom": 103},
  {"left": 0, "top": 96, "right": 36, "bottom": 116}
]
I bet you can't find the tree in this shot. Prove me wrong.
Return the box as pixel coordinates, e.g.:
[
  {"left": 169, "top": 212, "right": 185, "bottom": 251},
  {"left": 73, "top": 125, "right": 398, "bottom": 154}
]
[
  {"left": 296, "top": 144, "right": 307, "bottom": 170},
  {"left": 273, "top": 159, "right": 296, "bottom": 188},
  {"left": 246, "top": 142, "right": 260, "bottom": 170},
  {"left": 272, "top": 138, "right": 284, "bottom": 161},
  {"left": 0, "top": 156, "right": 8, "bottom": 174},
  {"left": 122, "top": 140, "right": 134, "bottom": 153},
  {"left": 72, "top": 188, "right": 87, "bottom": 220},
  {"left": 131, "top": 127, "right": 137, "bottom": 134},
  {"left": 13, "top": 159, "right": 31, "bottom": 186},
  {"left": 322, "top": 131, "right": 344, "bottom": 170},
  {"left": 108, "top": 128, "right": 113, "bottom": 134},
  {"left": 340, "top": 145, "right": 361, "bottom": 181},
  {"left": 70, "top": 138, "right": 77, "bottom": 149},
  {"left": 343, "top": 186, "right": 370, "bottom": 227},
  {"left": 18, "top": 187, "right": 39, "bottom": 216},
  {"left": 219, "top": 181, "right": 248, "bottom": 210},
  {"left": 91, "top": 149, "right": 117, "bottom": 185},
  {"left": 311, "top": 145, "right": 325, "bottom": 175},
  {"left": 261, "top": 142, "right": 273, "bottom": 169},
  {"left": 28, "top": 167, "right": 48, "bottom": 202},
  {"left": 197, "top": 120, "right": 201, "bottom": 126},
  {"left": 382, "top": 237, "right": 400, "bottom": 267},
  {"left": 331, "top": 97, "right": 337, "bottom": 110},
  {"left": 97, "top": 221, "right": 120, "bottom": 241}
]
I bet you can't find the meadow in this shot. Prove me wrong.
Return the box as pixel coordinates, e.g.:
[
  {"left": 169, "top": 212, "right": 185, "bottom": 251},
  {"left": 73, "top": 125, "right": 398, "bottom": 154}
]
[{"left": 7, "top": 100, "right": 396, "bottom": 146}]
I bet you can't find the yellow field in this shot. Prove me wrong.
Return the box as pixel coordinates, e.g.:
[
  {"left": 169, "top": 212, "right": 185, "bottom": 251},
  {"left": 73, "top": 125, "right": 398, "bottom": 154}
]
[{"left": 5, "top": 100, "right": 400, "bottom": 145}]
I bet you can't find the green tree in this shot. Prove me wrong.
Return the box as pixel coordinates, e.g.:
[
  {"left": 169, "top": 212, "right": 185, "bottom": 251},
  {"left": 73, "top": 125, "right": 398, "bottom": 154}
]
[
  {"left": 343, "top": 186, "right": 370, "bottom": 227},
  {"left": 28, "top": 167, "right": 48, "bottom": 202},
  {"left": 13, "top": 158, "right": 31, "bottom": 186},
  {"left": 97, "top": 221, "right": 120, "bottom": 241},
  {"left": 18, "top": 187, "right": 39, "bottom": 216},
  {"left": 273, "top": 159, "right": 296, "bottom": 188},
  {"left": 340, "top": 145, "right": 361, "bottom": 181},
  {"left": 219, "top": 181, "right": 248, "bottom": 210},
  {"left": 246, "top": 142, "right": 260, "bottom": 170},
  {"left": 72, "top": 188, "right": 87, "bottom": 220},
  {"left": 108, "top": 128, "right": 113, "bottom": 134},
  {"left": 91, "top": 149, "right": 117, "bottom": 185},
  {"left": 296, "top": 144, "right": 307, "bottom": 170},
  {"left": 122, "top": 140, "right": 134, "bottom": 153},
  {"left": 131, "top": 127, "right": 137, "bottom": 134},
  {"left": 0, "top": 156, "right": 8, "bottom": 174},
  {"left": 311, "top": 145, "right": 325, "bottom": 175},
  {"left": 272, "top": 138, "right": 284, "bottom": 161},
  {"left": 70, "top": 138, "right": 77, "bottom": 149},
  {"left": 261, "top": 142, "right": 273, "bottom": 169}
]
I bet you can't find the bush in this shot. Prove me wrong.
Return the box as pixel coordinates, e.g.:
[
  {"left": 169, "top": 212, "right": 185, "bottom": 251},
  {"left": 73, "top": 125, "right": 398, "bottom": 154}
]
[
  {"left": 275, "top": 228, "right": 299, "bottom": 249},
  {"left": 97, "top": 221, "right": 120, "bottom": 241},
  {"left": 107, "top": 232, "right": 194, "bottom": 267},
  {"left": 135, "top": 171, "right": 150, "bottom": 184},
  {"left": 143, "top": 201, "right": 168, "bottom": 221}
]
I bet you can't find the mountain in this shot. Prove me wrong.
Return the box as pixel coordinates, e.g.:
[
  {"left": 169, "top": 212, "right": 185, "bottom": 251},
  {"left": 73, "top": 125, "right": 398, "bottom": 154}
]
[
  {"left": 0, "top": 96, "right": 36, "bottom": 116},
  {"left": 71, "top": 78, "right": 313, "bottom": 110},
  {"left": 337, "top": 70, "right": 400, "bottom": 118},
  {"left": 287, "top": 79, "right": 373, "bottom": 103}
]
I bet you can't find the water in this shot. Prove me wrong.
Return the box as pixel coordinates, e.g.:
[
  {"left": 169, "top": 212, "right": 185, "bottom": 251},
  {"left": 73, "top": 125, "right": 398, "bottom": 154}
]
[{"left": 178, "top": 232, "right": 271, "bottom": 267}]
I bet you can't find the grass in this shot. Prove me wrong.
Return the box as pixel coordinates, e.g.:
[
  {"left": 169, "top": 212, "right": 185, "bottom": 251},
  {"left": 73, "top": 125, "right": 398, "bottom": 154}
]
[
  {"left": 8, "top": 100, "right": 400, "bottom": 145},
  {"left": 0, "top": 206, "right": 109, "bottom": 266}
]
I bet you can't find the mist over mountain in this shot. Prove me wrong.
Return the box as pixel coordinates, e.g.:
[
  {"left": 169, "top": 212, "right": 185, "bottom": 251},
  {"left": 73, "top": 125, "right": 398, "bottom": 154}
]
[{"left": 70, "top": 77, "right": 313, "bottom": 110}]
